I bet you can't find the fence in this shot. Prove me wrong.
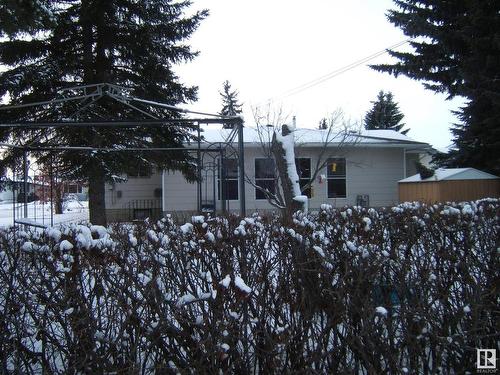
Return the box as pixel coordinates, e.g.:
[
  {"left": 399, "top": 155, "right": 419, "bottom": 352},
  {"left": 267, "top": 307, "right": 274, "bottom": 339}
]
[{"left": 399, "top": 178, "right": 500, "bottom": 203}]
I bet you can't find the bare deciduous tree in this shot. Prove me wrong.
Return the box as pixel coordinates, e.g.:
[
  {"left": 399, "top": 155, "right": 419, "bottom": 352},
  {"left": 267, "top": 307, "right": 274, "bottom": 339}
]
[{"left": 248, "top": 106, "right": 360, "bottom": 214}]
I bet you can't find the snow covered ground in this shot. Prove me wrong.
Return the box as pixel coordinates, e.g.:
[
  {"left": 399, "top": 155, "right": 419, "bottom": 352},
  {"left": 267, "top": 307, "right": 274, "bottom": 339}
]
[{"left": 0, "top": 200, "right": 89, "bottom": 227}]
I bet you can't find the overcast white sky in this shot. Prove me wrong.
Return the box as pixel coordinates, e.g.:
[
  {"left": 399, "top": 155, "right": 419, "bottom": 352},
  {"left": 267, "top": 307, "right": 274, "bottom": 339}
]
[{"left": 177, "top": 0, "right": 464, "bottom": 150}]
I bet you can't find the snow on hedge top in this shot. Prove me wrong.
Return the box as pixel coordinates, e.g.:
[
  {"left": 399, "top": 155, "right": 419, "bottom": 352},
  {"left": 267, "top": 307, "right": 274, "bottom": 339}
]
[
  {"left": 399, "top": 168, "right": 499, "bottom": 183},
  {"left": 234, "top": 276, "right": 252, "bottom": 294},
  {"left": 200, "top": 127, "right": 428, "bottom": 146}
]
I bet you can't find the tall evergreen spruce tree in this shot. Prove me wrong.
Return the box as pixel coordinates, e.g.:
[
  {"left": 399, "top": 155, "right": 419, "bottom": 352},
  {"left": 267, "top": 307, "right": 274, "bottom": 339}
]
[
  {"left": 371, "top": 0, "right": 500, "bottom": 175},
  {"left": 318, "top": 118, "right": 328, "bottom": 130},
  {"left": 0, "top": 1, "right": 208, "bottom": 224},
  {"left": 219, "top": 80, "right": 242, "bottom": 128},
  {"left": 364, "top": 90, "right": 409, "bottom": 134}
]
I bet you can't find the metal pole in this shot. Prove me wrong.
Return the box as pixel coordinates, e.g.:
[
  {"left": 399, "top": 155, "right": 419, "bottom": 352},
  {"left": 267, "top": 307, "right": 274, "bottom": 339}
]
[
  {"left": 204, "top": 169, "right": 208, "bottom": 208},
  {"left": 212, "top": 164, "right": 216, "bottom": 214},
  {"left": 197, "top": 123, "right": 202, "bottom": 212},
  {"left": 23, "top": 149, "right": 28, "bottom": 219},
  {"left": 237, "top": 119, "right": 249, "bottom": 372},
  {"left": 220, "top": 149, "right": 226, "bottom": 213},
  {"left": 50, "top": 155, "right": 54, "bottom": 227},
  {"left": 12, "top": 181, "right": 15, "bottom": 226},
  {"left": 237, "top": 120, "right": 246, "bottom": 216}
]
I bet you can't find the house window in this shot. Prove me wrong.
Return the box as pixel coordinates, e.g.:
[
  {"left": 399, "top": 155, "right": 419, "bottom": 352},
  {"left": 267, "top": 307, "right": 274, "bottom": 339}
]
[
  {"left": 218, "top": 158, "right": 239, "bottom": 200},
  {"left": 128, "top": 164, "right": 152, "bottom": 178},
  {"left": 66, "top": 184, "right": 83, "bottom": 194},
  {"left": 255, "top": 158, "right": 275, "bottom": 200},
  {"left": 295, "top": 157, "right": 312, "bottom": 198},
  {"left": 327, "top": 158, "right": 346, "bottom": 198}
]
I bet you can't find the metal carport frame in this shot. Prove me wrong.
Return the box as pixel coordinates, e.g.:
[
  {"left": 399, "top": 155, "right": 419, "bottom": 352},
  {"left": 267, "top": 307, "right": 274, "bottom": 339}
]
[{"left": 0, "top": 83, "right": 246, "bottom": 225}]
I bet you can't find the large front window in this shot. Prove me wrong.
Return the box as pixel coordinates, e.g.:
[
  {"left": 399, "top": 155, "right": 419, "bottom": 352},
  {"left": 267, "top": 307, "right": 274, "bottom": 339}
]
[
  {"left": 218, "top": 158, "right": 238, "bottom": 200},
  {"left": 255, "top": 158, "right": 275, "bottom": 200},
  {"left": 327, "top": 158, "right": 346, "bottom": 198}
]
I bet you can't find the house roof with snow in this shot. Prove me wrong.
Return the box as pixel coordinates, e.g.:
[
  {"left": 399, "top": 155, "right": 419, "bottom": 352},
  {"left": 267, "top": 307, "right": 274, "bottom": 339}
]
[
  {"left": 200, "top": 127, "right": 431, "bottom": 149},
  {"left": 399, "top": 168, "right": 499, "bottom": 183}
]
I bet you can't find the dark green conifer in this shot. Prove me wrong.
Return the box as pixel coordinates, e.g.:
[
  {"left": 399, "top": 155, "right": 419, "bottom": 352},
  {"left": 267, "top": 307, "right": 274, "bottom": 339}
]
[
  {"left": 415, "top": 161, "right": 434, "bottom": 180},
  {"left": 372, "top": 0, "right": 500, "bottom": 175},
  {"left": 0, "top": 1, "right": 208, "bottom": 224},
  {"left": 318, "top": 118, "right": 328, "bottom": 130},
  {"left": 364, "top": 91, "right": 409, "bottom": 134},
  {"left": 219, "top": 80, "right": 242, "bottom": 129}
]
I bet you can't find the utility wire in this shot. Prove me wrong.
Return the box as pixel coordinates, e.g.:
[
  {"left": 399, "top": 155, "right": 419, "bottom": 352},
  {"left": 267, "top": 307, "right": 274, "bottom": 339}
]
[{"left": 264, "top": 39, "right": 410, "bottom": 104}]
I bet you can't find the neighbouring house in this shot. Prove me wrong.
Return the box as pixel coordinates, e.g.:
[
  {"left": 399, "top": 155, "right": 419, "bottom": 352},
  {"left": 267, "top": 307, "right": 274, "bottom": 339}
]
[
  {"left": 0, "top": 180, "right": 19, "bottom": 203},
  {"left": 398, "top": 168, "right": 499, "bottom": 204},
  {"left": 104, "top": 127, "right": 432, "bottom": 221},
  {"left": 61, "top": 181, "right": 89, "bottom": 200},
  {"left": 0, "top": 177, "right": 46, "bottom": 204},
  {"left": 0, "top": 174, "right": 88, "bottom": 205}
]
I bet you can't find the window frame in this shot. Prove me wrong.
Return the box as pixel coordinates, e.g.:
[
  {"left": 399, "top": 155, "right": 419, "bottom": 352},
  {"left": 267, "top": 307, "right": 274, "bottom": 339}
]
[
  {"left": 218, "top": 158, "right": 239, "bottom": 201},
  {"left": 254, "top": 157, "right": 276, "bottom": 200},
  {"left": 327, "top": 157, "right": 347, "bottom": 199},
  {"left": 127, "top": 164, "right": 153, "bottom": 179}
]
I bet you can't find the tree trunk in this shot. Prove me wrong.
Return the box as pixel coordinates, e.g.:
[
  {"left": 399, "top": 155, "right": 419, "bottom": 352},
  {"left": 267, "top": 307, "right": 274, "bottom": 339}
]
[
  {"left": 80, "top": 0, "right": 94, "bottom": 82},
  {"left": 54, "top": 183, "right": 63, "bottom": 215},
  {"left": 88, "top": 167, "right": 107, "bottom": 225},
  {"left": 271, "top": 125, "right": 304, "bottom": 216},
  {"left": 80, "top": 0, "right": 109, "bottom": 226}
]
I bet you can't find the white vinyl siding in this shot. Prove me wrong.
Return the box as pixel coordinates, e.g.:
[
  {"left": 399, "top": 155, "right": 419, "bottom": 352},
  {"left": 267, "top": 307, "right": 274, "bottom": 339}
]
[
  {"left": 153, "top": 146, "right": 407, "bottom": 214},
  {"left": 105, "top": 171, "right": 162, "bottom": 209}
]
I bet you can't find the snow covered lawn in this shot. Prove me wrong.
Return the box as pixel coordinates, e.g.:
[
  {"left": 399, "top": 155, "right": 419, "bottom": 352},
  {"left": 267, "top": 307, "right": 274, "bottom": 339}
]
[{"left": 0, "top": 200, "right": 89, "bottom": 227}]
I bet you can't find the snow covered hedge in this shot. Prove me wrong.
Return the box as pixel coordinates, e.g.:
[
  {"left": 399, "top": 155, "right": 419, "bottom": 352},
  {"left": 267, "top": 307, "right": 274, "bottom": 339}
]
[{"left": 0, "top": 199, "right": 498, "bottom": 374}]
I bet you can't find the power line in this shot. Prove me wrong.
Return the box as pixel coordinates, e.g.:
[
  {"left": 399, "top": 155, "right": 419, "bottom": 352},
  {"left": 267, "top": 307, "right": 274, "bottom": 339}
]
[{"left": 264, "top": 39, "right": 410, "bottom": 104}]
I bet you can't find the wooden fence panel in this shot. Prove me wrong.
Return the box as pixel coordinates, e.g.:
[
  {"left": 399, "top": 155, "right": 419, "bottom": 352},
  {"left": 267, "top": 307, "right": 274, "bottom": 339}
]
[
  {"left": 399, "top": 179, "right": 499, "bottom": 203},
  {"left": 399, "top": 181, "right": 440, "bottom": 203},
  {"left": 439, "top": 179, "right": 500, "bottom": 202}
]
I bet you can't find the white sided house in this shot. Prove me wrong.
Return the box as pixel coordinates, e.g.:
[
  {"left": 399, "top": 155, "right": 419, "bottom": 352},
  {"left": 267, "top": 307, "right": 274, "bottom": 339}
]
[{"left": 104, "top": 127, "right": 431, "bottom": 221}]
